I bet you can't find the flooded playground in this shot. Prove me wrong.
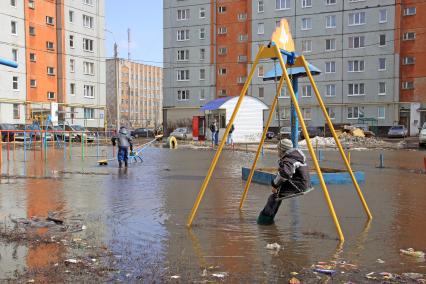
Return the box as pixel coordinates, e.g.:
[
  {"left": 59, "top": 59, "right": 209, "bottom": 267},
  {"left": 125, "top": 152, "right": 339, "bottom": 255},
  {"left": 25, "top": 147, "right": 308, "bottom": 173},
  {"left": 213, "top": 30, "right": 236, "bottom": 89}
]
[{"left": 0, "top": 144, "right": 426, "bottom": 282}]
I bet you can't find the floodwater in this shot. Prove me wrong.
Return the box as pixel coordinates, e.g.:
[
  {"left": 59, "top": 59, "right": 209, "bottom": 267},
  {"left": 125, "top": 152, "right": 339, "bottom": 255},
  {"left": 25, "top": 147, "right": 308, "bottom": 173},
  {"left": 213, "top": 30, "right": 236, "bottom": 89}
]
[{"left": 0, "top": 144, "right": 425, "bottom": 282}]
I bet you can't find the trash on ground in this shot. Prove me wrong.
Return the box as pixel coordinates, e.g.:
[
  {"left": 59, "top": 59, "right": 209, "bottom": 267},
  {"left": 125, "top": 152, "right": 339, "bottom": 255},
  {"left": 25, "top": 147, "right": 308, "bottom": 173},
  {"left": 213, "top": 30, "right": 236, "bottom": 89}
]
[
  {"left": 400, "top": 248, "right": 425, "bottom": 258},
  {"left": 376, "top": 258, "right": 385, "bottom": 264},
  {"left": 266, "top": 243, "right": 281, "bottom": 250},
  {"left": 289, "top": 277, "right": 300, "bottom": 284},
  {"left": 65, "top": 259, "right": 80, "bottom": 264},
  {"left": 170, "top": 275, "right": 180, "bottom": 279},
  {"left": 212, "top": 272, "right": 228, "bottom": 278},
  {"left": 314, "top": 268, "right": 337, "bottom": 275}
]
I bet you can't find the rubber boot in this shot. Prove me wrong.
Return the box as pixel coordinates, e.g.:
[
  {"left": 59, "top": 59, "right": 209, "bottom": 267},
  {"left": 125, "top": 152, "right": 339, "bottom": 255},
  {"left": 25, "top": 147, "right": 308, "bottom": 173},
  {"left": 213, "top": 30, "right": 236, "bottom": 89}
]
[
  {"left": 124, "top": 161, "right": 128, "bottom": 168},
  {"left": 118, "top": 161, "right": 122, "bottom": 168}
]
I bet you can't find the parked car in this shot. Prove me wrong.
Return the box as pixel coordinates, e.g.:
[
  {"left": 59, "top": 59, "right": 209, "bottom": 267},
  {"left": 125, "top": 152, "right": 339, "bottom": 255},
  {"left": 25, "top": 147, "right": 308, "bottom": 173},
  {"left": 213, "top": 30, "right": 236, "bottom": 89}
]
[
  {"left": 14, "top": 124, "right": 53, "bottom": 141},
  {"left": 419, "top": 122, "right": 426, "bottom": 147},
  {"left": 131, "top": 128, "right": 154, "bottom": 138},
  {"left": 266, "top": 131, "right": 275, "bottom": 140},
  {"left": 300, "top": 126, "right": 323, "bottom": 139},
  {"left": 277, "top": 127, "right": 301, "bottom": 140},
  {"left": 0, "top": 123, "right": 17, "bottom": 142},
  {"left": 70, "top": 125, "right": 96, "bottom": 142},
  {"left": 56, "top": 124, "right": 78, "bottom": 141},
  {"left": 387, "top": 125, "right": 408, "bottom": 138},
  {"left": 170, "top": 127, "right": 192, "bottom": 140}
]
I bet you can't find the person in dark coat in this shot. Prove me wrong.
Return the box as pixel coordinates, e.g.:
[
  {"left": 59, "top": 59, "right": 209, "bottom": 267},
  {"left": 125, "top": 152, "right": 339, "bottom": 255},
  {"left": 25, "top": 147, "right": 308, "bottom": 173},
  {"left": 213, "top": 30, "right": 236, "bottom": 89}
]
[
  {"left": 258, "top": 139, "right": 312, "bottom": 225},
  {"left": 111, "top": 126, "right": 133, "bottom": 168}
]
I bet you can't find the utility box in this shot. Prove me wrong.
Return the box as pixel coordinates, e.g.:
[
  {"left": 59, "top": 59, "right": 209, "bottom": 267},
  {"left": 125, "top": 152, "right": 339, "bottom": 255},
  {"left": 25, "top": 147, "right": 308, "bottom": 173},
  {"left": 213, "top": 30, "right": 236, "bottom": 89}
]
[{"left": 192, "top": 116, "right": 206, "bottom": 141}]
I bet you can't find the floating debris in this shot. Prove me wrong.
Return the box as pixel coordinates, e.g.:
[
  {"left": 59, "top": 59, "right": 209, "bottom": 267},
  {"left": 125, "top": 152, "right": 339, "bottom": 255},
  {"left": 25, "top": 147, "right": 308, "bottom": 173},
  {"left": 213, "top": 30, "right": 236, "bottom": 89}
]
[
  {"left": 212, "top": 272, "right": 228, "bottom": 278},
  {"left": 266, "top": 243, "right": 281, "bottom": 250},
  {"left": 376, "top": 259, "right": 385, "bottom": 264},
  {"left": 170, "top": 275, "right": 180, "bottom": 279},
  {"left": 314, "top": 268, "right": 336, "bottom": 276},
  {"left": 400, "top": 248, "right": 425, "bottom": 258}
]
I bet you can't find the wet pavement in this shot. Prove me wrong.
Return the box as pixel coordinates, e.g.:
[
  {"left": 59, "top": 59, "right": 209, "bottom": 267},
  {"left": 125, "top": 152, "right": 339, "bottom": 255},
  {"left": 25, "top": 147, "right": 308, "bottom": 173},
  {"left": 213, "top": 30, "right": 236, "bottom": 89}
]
[{"left": 0, "top": 144, "right": 425, "bottom": 282}]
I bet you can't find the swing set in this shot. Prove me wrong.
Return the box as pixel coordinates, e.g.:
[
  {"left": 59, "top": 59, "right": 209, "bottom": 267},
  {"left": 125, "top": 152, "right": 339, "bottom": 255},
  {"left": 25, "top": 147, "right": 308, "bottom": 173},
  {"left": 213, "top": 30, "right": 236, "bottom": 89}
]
[{"left": 186, "top": 19, "right": 372, "bottom": 242}]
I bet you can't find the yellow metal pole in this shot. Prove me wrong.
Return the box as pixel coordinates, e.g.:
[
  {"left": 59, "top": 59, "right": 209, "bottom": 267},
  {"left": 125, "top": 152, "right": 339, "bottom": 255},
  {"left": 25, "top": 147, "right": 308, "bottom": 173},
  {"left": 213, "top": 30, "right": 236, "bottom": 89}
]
[
  {"left": 239, "top": 76, "right": 285, "bottom": 210},
  {"left": 276, "top": 46, "right": 345, "bottom": 242},
  {"left": 300, "top": 55, "right": 372, "bottom": 220},
  {"left": 186, "top": 47, "right": 265, "bottom": 227}
]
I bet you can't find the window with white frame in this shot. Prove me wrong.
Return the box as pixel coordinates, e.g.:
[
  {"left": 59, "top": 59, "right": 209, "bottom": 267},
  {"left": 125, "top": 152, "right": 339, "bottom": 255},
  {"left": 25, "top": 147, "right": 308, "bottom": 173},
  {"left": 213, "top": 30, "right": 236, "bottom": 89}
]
[
  {"left": 46, "top": 41, "right": 54, "bottom": 50},
  {"left": 326, "top": 15, "right": 336, "bottom": 28},
  {"left": 69, "top": 35, "right": 74, "bottom": 48},
  {"left": 403, "top": 32, "right": 415, "bottom": 40},
  {"left": 379, "top": 10, "right": 387, "bottom": 23},
  {"left": 238, "top": 55, "right": 247, "bottom": 62},
  {"left": 84, "top": 85, "right": 95, "bottom": 98},
  {"left": 83, "top": 61, "right": 95, "bottom": 75},
  {"left": 199, "top": 28, "right": 205, "bottom": 39},
  {"left": 402, "top": 81, "right": 414, "bottom": 90},
  {"left": 326, "top": 107, "right": 336, "bottom": 119},
  {"left": 47, "top": 66, "right": 55, "bottom": 75},
  {"left": 377, "top": 106, "right": 385, "bottom": 119},
  {"left": 177, "top": 90, "right": 189, "bottom": 101},
  {"left": 326, "top": 84, "right": 336, "bottom": 96},
  {"left": 47, "top": 92, "right": 55, "bottom": 100},
  {"left": 238, "top": 13, "right": 247, "bottom": 21},
  {"left": 13, "top": 104, "right": 20, "bottom": 119},
  {"left": 69, "top": 10, "right": 74, "bottom": 22},
  {"left": 70, "top": 83, "right": 75, "bottom": 95},
  {"left": 258, "top": 65, "right": 264, "bottom": 77},
  {"left": 83, "top": 15, "right": 94, "bottom": 28},
  {"left": 218, "top": 89, "right": 227, "bottom": 97},
  {"left": 349, "top": 36, "right": 365, "bottom": 48},
  {"left": 275, "top": 107, "right": 290, "bottom": 120},
  {"left": 276, "top": 0, "right": 290, "bottom": 10},
  {"left": 200, "top": 48, "right": 205, "bottom": 60},
  {"left": 83, "top": 38, "right": 94, "bottom": 51},
  {"left": 200, "top": 89, "right": 205, "bottom": 100},
  {"left": 70, "top": 59, "right": 75, "bottom": 72},
  {"left": 378, "top": 58, "right": 386, "bottom": 71},
  {"left": 29, "top": 26, "right": 36, "bottom": 36},
  {"left": 302, "top": 40, "right": 312, "bottom": 52},
  {"left": 46, "top": 16, "right": 54, "bottom": 25},
  {"left": 11, "top": 21, "right": 17, "bottom": 35},
  {"left": 326, "top": 0, "right": 336, "bottom": 5},
  {"left": 218, "top": 6, "right": 226, "bottom": 13},
  {"left": 199, "top": 69, "right": 205, "bottom": 80},
  {"left": 177, "top": 29, "right": 190, "bottom": 41},
  {"left": 199, "top": 8, "right": 206, "bottom": 18},
  {"left": 218, "top": 47, "right": 227, "bottom": 55},
  {"left": 348, "top": 12, "right": 366, "bottom": 26},
  {"left": 83, "top": 0, "right": 94, "bottom": 5},
  {"left": 325, "top": 61, "right": 336, "bottom": 73},
  {"left": 30, "top": 79, "right": 37, "bottom": 87},
  {"left": 325, "top": 38, "right": 336, "bottom": 51},
  {"left": 379, "top": 34, "right": 386, "bottom": 46},
  {"left": 177, "top": 49, "right": 189, "bottom": 61},
  {"left": 257, "top": 23, "right": 264, "bottom": 34},
  {"left": 302, "top": 85, "right": 312, "bottom": 97},
  {"left": 177, "top": 70, "right": 190, "bottom": 81},
  {"left": 219, "top": 68, "right": 227, "bottom": 75},
  {"left": 403, "top": 56, "right": 415, "bottom": 65},
  {"left": 12, "top": 76, "right": 18, "bottom": 90},
  {"left": 258, "top": 0, "right": 264, "bottom": 12},
  {"left": 280, "top": 88, "right": 289, "bottom": 98},
  {"left": 10, "top": 0, "right": 16, "bottom": 7},
  {"left": 177, "top": 9, "right": 190, "bottom": 20},
  {"left": 12, "top": 49, "right": 18, "bottom": 62},
  {"left": 347, "top": 106, "right": 364, "bottom": 119},
  {"left": 84, "top": 108, "right": 94, "bottom": 119},
  {"left": 301, "top": 0, "right": 312, "bottom": 8},
  {"left": 28, "top": 0, "right": 35, "bottom": 9},
  {"left": 378, "top": 82, "right": 386, "bottom": 95},
  {"left": 404, "top": 7, "right": 416, "bottom": 16},
  {"left": 348, "top": 83, "right": 365, "bottom": 96},
  {"left": 302, "top": 108, "right": 312, "bottom": 120},
  {"left": 218, "top": 27, "right": 227, "bottom": 35},
  {"left": 348, "top": 60, "right": 365, "bottom": 72},
  {"left": 239, "top": 34, "right": 248, "bottom": 42},
  {"left": 302, "top": 18, "right": 312, "bottom": 30},
  {"left": 30, "top": 53, "right": 36, "bottom": 62}
]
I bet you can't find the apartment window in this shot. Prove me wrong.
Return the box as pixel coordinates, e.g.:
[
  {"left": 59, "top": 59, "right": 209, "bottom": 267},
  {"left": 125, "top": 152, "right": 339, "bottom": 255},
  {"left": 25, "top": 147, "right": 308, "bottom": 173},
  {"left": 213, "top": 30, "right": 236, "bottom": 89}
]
[
  {"left": 83, "top": 0, "right": 94, "bottom": 6},
  {"left": 200, "top": 89, "right": 205, "bottom": 100},
  {"left": 218, "top": 6, "right": 226, "bottom": 13},
  {"left": 379, "top": 82, "right": 386, "bottom": 95},
  {"left": 348, "top": 12, "right": 366, "bottom": 26},
  {"left": 378, "top": 58, "right": 386, "bottom": 71},
  {"left": 177, "top": 70, "right": 190, "bottom": 81},
  {"left": 238, "top": 55, "right": 247, "bottom": 62},
  {"left": 177, "top": 30, "right": 190, "bottom": 41},
  {"left": 83, "top": 15, "right": 94, "bottom": 28},
  {"left": 218, "top": 89, "right": 227, "bottom": 97},
  {"left": 46, "top": 41, "right": 54, "bottom": 50},
  {"left": 70, "top": 83, "right": 75, "bottom": 95},
  {"left": 276, "top": 107, "right": 290, "bottom": 120},
  {"left": 177, "top": 90, "right": 189, "bottom": 101},
  {"left": 11, "top": 21, "right": 17, "bottom": 35},
  {"left": 302, "top": 18, "right": 312, "bottom": 30},
  {"left": 12, "top": 76, "right": 18, "bottom": 90},
  {"left": 238, "top": 13, "right": 247, "bottom": 21},
  {"left": 69, "top": 10, "right": 74, "bottom": 22},
  {"left": 326, "top": 15, "right": 336, "bottom": 28},
  {"left": 84, "top": 85, "right": 95, "bottom": 98},
  {"left": 302, "top": 85, "right": 312, "bottom": 97},
  {"left": 29, "top": 26, "right": 35, "bottom": 36},
  {"left": 302, "top": 108, "right": 312, "bottom": 120},
  {"left": 326, "top": 0, "right": 336, "bottom": 5},
  {"left": 218, "top": 47, "right": 228, "bottom": 55},
  {"left": 325, "top": 61, "right": 336, "bottom": 73},
  {"left": 12, "top": 49, "right": 18, "bottom": 62},
  {"left": 177, "top": 50, "right": 189, "bottom": 61},
  {"left": 349, "top": 36, "right": 365, "bottom": 48},
  {"left": 219, "top": 68, "right": 227, "bottom": 75},
  {"left": 199, "top": 28, "right": 205, "bottom": 39},
  {"left": 276, "top": 0, "right": 290, "bottom": 10},
  {"left": 301, "top": 0, "right": 312, "bottom": 8},
  {"left": 325, "top": 38, "right": 336, "bottom": 51},
  {"left": 379, "top": 10, "right": 387, "bottom": 23},
  {"left": 46, "top": 16, "right": 54, "bottom": 25},
  {"left": 326, "top": 84, "right": 336, "bottom": 97},
  {"left": 257, "top": 23, "right": 264, "bottom": 34},
  {"left": 404, "top": 7, "right": 416, "bottom": 16},
  {"left": 13, "top": 104, "right": 20, "bottom": 120},
  {"left": 218, "top": 27, "right": 227, "bottom": 35},
  {"left": 259, "top": 87, "right": 264, "bottom": 98},
  {"left": 199, "top": 8, "right": 206, "bottom": 18},
  {"left": 402, "top": 81, "right": 414, "bottom": 90},
  {"left": 177, "top": 9, "right": 190, "bottom": 20},
  {"left": 47, "top": 66, "right": 55, "bottom": 75},
  {"left": 403, "top": 56, "right": 415, "bottom": 65},
  {"left": 379, "top": 34, "right": 386, "bottom": 46},
  {"left": 199, "top": 69, "right": 206, "bottom": 80},
  {"left": 348, "top": 83, "right": 365, "bottom": 96},
  {"left": 83, "top": 108, "right": 94, "bottom": 119},
  {"left": 83, "top": 38, "right": 94, "bottom": 51},
  {"left": 70, "top": 59, "right": 75, "bottom": 72},
  {"left": 30, "top": 53, "right": 36, "bottom": 62},
  {"left": 258, "top": 65, "right": 264, "bottom": 77},
  {"left": 258, "top": 0, "right": 264, "bottom": 12},
  {"left": 69, "top": 35, "right": 74, "bottom": 48},
  {"left": 83, "top": 61, "right": 95, "bottom": 75},
  {"left": 28, "top": 0, "right": 35, "bottom": 9},
  {"left": 10, "top": 0, "right": 16, "bottom": 7},
  {"left": 378, "top": 106, "right": 385, "bottom": 119},
  {"left": 200, "top": 48, "right": 205, "bottom": 60},
  {"left": 403, "top": 32, "right": 416, "bottom": 41},
  {"left": 47, "top": 92, "right": 55, "bottom": 100},
  {"left": 326, "top": 107, "right": 336, "bottom": 119},
  {"left": 239, "top": 34, "right": 248, "bottom": 42},
  {"left": 30, "top": 79, "right": 36, "bottom": 88},
  {"left": 347, "top": 106, "right": 364, "bottom": 119},
  {"left": 302, "top": 40, "right": 312, "bottom": 52},
  {"left": 348, "top": 60, "right": 365, "bottom": 72}
]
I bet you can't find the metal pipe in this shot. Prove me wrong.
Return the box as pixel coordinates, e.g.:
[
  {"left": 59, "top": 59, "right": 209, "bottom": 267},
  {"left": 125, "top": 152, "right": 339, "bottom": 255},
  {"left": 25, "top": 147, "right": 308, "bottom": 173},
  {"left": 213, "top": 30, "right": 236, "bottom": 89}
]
[{"left": 291, "top": 77, "right": 299, "bottom": 147}]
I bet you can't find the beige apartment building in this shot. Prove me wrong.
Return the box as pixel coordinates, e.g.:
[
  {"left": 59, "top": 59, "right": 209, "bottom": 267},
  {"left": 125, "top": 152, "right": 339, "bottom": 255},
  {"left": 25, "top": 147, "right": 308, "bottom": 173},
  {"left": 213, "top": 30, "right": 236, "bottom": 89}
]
[{"left": 106, "top": 59, "right": 162, "bottom": 129}]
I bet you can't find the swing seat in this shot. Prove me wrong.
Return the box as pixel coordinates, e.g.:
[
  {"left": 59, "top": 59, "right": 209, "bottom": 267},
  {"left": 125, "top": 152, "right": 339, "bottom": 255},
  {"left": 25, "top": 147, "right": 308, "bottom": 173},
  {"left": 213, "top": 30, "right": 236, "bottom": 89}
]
[{"left": 275, "top": 186, "right": 314, "bottom": 201}]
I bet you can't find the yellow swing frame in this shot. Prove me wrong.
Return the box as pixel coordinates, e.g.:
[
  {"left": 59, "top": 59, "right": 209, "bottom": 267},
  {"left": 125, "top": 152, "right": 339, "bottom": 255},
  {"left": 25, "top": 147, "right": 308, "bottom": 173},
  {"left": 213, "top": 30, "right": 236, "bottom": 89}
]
[{"left": 186, "top": 44, "right": 372, "bottom": 242}]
